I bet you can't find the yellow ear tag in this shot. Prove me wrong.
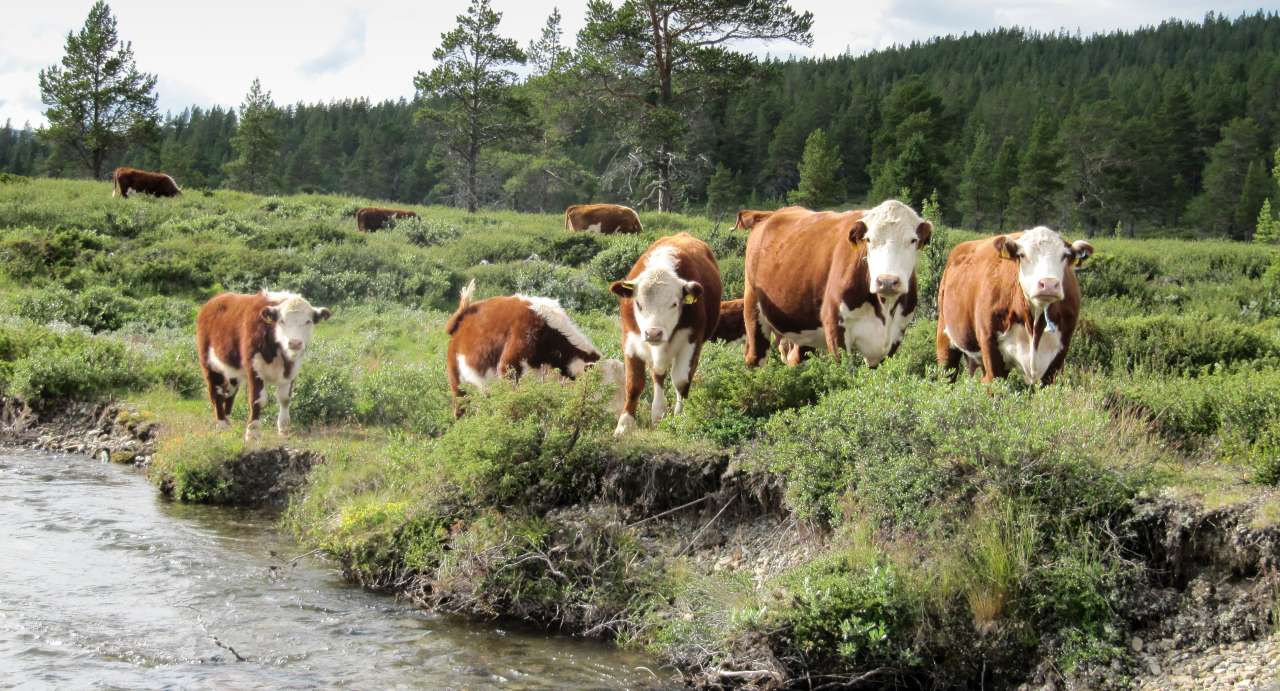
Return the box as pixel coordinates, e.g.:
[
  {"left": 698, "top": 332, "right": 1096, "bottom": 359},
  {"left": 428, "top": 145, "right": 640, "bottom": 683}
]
[
  {"left": 684, "top": 293, "right": 698, "bottom": 305},
  {"left": 621, "top": 281, "right": 636, "bottom": 291}
]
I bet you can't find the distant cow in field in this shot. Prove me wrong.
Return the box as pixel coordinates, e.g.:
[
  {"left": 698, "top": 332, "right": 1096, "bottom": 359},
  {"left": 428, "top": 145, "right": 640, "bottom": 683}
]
[
  {"left": 356, "top": 207, "right": 418, "bottom": 232},
  {"left": 565, "top": 204, "right": 643, "bottom": 234},
  {"left": 445, "top": 279, "right": 622, "bottom": 418},
  {"left": 936, "top": 227, "right": 1093, "bottom": 385},
  {"left": 743, "top": 200, "right": 930, "bottom": 368},
  {"left": 196, "top": 290, "right": 331, "bottom": 441},
  {"left": 112, "top": 166, "right": 181, "bottom": 198},
  {"left": 734, "top": 210, "right": 773, "bottom": 230},
  {"left": 610, "top": 232, "right": 722, "bottom": 435}
]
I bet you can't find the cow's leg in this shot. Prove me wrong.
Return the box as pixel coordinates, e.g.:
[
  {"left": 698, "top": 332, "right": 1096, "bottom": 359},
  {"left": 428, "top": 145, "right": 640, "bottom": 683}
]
[
  {"left": 672, "top": 341, "right": 701, "bottom": 416},
  {"left": 275, "top": 378, "right": 293, "bottom": 436},
  {"left": 936, "top": 323, "right": 962, "bottom": 382},
  {"left": 497, "top": 340, "right": 525, "bottom": 383},
  {"left": 447, "top": 356, "right": 465, "bottom": 419},
  {"left": 978, "top": 334, "right": 1008, "bottom": 384},
  {"left": 651, "top": 370, "right": 669, "bottom": 425},
  {"left": 219, "top": 377, "right": 239, "bottom": 424},
  {"left": 1040, "top": 346, "right": 1070, "bottom": 386},
  {"left": 244, "top": 371, "right": 266, "bottom": 442},
  {"left": 614, "top": 355, "right": 646, "bottom": 436},
  {"left": 821, "top": 300, "right": 844, "bottom": 363},
  {"left": 742, "top": 286, "right": 769, "bottom": 367},
  {"left": 204, "top": 369, "right": 231, "bottom": 427}
]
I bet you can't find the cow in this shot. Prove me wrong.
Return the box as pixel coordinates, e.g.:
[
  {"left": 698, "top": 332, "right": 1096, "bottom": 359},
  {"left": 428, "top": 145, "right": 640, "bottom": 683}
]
[
  {"left": 112, "top": 166, "right": 181, "bottom": 198},
  {"left": 196, "top": 291, "right": 331, "bottom": 441},
  {"left": 936, "top": 226, "right": 1093, "bottom": 385},
  {"left": 445, "top": 279, "right": 622, "bottom": 418},
  {"left": 742, "top": 200, "right": 931, "bottom": 368},
  {"left": 734, "top": 210, "right": 773, "bottom": 231},
  {"left": 356, "top": 207, "right": 418, "bottom": 232},
  {"left": 610, "top": 232, "right": 722, "bottom": 435},
  {"left": 711, "top": 298, "right": 806, "bottom": 364},
  {"left": 564, "top": 204, "right": 643, "bottom": 234}
]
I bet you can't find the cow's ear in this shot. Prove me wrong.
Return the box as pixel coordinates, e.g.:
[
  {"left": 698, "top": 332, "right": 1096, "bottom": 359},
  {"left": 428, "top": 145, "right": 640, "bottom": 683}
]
[
  {"left": 610, "top": 280, "right": 636, "bottom": 298},
  {"left": 848, "top": 220, "right": 869, "bottom": 245},
  {"left": 314, "top": 307, "right": 332, "bottom": 322},
  {"left": 683, "top": 281, "right": 703, "bottom": 305},
  {"left": 916, "top": 221, "right": 933, "bottom": 248},
  {"left": 261, "top": 306, "right": 279, "bottom": 324},
  {"left": 1070, "top": 240, "right": 1094, "bottom": 267},
  {"left": 993, "top": 235, "right": 1020, "bottom": 261}
]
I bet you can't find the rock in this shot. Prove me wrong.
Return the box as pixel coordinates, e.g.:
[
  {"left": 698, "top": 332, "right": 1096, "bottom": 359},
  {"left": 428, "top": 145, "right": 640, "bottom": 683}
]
[
  {"left": 1147, "top": 659, "right": 1161, "bottom": 676},
  {"left": 1131, "top": 636, "right": 1145, "bottom": 652}
]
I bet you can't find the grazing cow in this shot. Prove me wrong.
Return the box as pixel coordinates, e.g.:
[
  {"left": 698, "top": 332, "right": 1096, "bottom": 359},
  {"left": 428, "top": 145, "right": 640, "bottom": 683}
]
[
  {"left": 936, "top": 227, "right": 1093, "bottom": 385},
  {"left": 712, "top": 298, "right": 747, "bottom": 343},
  {"left": 734, "top": 210, "right": 773, "bottom": 231},
  {"left": 610, "top": 233, "right": 722, "bottom": 435},
  {"left": 564, "top": 204, "right": 643, "bottom": 234},
  {"left": 742, "top": 200, "right": 931, "bottom": 368},
  {"left": 356, "top": 207, "right": 418, "bottom": 232},
  {"left": 445, "top": 280, "right": 622, "bottom": 417},
  {"left": 112, "top": 166, "right": 181, "bottom": 198},
  {"left": 196, "top": 291, "right": 331, "bottom": 441}
]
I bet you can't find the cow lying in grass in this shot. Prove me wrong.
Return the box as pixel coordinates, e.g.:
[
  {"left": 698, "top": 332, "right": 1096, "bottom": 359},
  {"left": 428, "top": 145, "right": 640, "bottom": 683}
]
[
  {"left": 445, "top": 279, "right": 622, "bottom": 417},
  {"left": 196, "top": 290, "right": 330, "bottom": 440},
  {"left": 937, "top": 226, "right": 1093, "bottom": 385}
]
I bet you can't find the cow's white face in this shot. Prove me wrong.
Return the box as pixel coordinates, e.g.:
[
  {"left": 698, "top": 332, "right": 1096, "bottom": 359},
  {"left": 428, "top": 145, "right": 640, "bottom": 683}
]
[
  {"left": 853, "top": 200, "right": 931, "bottom": 298},
  {"left": 610, "top": 247, "right": 700, "bottom": 346},
  {"left": 262, "top": 294, "right": 331, "bottom": 360},
  {"left": 995, "top": 227, "right": 1093, "bottom": 308}
]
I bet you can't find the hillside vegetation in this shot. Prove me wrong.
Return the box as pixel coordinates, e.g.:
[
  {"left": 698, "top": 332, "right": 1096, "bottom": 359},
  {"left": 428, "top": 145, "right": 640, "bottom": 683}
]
[{"left": 3, "top": 177, "right": 1280, "bottom": 687}]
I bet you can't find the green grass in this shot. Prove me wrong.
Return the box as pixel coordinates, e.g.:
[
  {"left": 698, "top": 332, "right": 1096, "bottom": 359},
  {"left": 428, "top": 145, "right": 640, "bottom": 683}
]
[{"left": 5, "top": 176, "right": 1280, "bottom": 686}]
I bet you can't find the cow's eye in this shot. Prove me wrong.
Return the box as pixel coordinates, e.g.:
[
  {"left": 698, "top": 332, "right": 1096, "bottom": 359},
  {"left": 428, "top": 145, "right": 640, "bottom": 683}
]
[
  {"left": 671, "top": 302, "right": 678, "bottom": 309},
  {"left": 306, "top": 320, "right": 313, "bottom": 325}
]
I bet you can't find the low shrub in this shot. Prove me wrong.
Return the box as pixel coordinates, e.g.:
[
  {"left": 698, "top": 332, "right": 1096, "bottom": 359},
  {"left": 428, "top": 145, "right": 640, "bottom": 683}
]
[
  {"left": 148, "top": 430, "right": 242, "bottom": 503},
  {"left": 2, "top": 329, "right": 149, "bottom": 409},
  {"left": 289, "top": 349, "right": 359, "bottom": 426},
  {"left": 587, "top": 236, "right": 650, "bottom": 282},
  {"left": 1072, "top": 314, "right": 1279, "bottom": 375}
]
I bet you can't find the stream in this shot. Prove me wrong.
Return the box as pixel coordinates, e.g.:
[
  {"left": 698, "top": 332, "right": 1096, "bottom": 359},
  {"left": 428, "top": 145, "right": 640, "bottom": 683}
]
[{"left": 0, "top": 447, "right": 668, "bottom": 689}]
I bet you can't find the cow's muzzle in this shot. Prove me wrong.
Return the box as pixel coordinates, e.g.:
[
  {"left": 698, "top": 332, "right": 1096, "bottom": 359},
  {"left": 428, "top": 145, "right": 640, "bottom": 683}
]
[
  {"left": 287, "top": 339, "right": 305, "bottom": 352},
  {"left": 644, "top": 328, "right": 665, "bottom": 344},
  {"left": 875, "top": 274, "right": 903, "bottom": 296},
  {"left": 1033, "top": 278, "right": 1063, "bottom": 302}
]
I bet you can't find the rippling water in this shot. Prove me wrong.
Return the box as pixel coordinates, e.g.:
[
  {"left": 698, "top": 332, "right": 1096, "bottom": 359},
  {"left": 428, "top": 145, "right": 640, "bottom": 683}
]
[{"left": 0, "top": 448, "right": 669, "bottom": 689}]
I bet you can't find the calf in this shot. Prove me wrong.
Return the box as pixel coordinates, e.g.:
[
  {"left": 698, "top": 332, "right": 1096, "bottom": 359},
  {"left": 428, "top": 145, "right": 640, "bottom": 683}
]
[
  {"left": 565, "top": 204, "right": 643, "bottom": 234},
  {"left": 356, "top": 207, "right": 418, "bottom": 232},
  {"left": 742, "top": 200, "right": 931, "bottom": 367},
  {"left": 113, "top": 166, "right": 181, "bottom": 198},
  {"left": 610, "top": 233, "right": 722, "bottom": 435},
  {"left": 445, "top": 280, "right": 621, "bottom": 417},
  {"left": 712, "top": 297, "right": 805, "bottom": 364},
  {"left": 196, "top": 291, "right": 331, "bottom": 440},
  {"left": 936, "top": 227, "right": 1093, "bottom": 385},
  {"left": 734, "top": 210, "right": 773, "bottom": 231}
]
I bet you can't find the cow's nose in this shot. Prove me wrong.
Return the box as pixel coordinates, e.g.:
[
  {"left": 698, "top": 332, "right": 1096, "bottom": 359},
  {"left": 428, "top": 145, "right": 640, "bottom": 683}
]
[
  {"left": 644, "top": 328, "right": 664, "bottom": 344},
  {"left": 288, "top": 339, "right": 304, "bottom": 351},
  {"left": 876, "top": 275, "right": 902, "bottom": 294},
  {"left": 1036, "top": 278, "right": 1062, "bottom": 296}
]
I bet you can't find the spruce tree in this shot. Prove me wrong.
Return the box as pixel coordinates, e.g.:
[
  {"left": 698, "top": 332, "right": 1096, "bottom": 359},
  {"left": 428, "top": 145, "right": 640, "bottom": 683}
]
[
  {"left": 1240, "top": 160, "right": 1272, "bottom": 237},
  {"left": 705, "top": 164, "right": 744, "bottom": 218},
  {"left": 1188, "top": 117, "right": 1264, "bottom": 238},
  {"left": 1007, "top": 113, "right": 1064, "bottom": 227},
  {"left": 992, "top": 136, "right": 1019, "bottom": 231},
  {"left": 224, "top": 79, "right": 282, "bottom": 192},
  {"left": 788, "top": 129, "right": 843, "bottom": 208},
  {"left": 37, "top": 1, "right": 158, "bottom": 179},
  {"left": 958, "top": 127, "right": 995, "bottom": 229},
  {"left": 1255, "top": 199, "right": 1279, "bottom": 244}
]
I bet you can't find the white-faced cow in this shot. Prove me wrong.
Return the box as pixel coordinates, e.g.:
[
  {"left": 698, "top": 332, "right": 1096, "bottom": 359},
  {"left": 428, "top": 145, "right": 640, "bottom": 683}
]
[
  {"left": 196, "top": 291, "right": 331, "bottom": 440},
  {"left": 742, "top": 200, "right": 931, "bottom": 367},
  {"left": 610, "top": 233, "right": 722, "bottom": 435},
  {"left": 936, "top": 227, "right": 1093, "bottom": 385},
  {"left": 445, "top": 280, "right": 622, "bottom": 417}
]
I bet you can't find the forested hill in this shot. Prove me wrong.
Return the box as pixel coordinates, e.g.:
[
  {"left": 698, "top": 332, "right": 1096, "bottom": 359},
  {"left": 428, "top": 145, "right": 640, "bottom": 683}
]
[{"left": 3, "top": 10, "right": 1278, "bottom": 237}]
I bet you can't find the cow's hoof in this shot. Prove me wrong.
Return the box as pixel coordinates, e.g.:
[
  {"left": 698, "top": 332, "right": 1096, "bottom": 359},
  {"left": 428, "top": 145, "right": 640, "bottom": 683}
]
[
  {"left": 215, "top": 419, "right": 230, "bottom": 430},
  {"left": 614, "top": 414, "right": 636, "bottom": 436}
]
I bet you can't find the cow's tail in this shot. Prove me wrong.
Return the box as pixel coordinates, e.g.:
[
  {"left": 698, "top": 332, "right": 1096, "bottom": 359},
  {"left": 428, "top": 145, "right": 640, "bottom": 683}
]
[
  {"left": 564, "top": 208, "right": 573, "bottom": 231},
  {"left": 445, "top": 278, "right": 477, "bottom": 335}
]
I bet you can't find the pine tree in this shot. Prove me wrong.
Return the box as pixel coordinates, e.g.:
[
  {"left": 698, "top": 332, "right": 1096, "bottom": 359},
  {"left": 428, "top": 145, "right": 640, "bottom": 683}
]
[
  {"left": 1007, "top": 113, "right": 1064, "bottom": 227},
  {"left": 415, "top": 0, "right": 529, "bottom": 213},
  {"left": 992, "top": 136, "right": 1019, "bottom": 231},
  {"left": 1188, "top": 117, "right": 1264, "bottom": 238},
  {"left": 705, "top": 163, "right": 743, "bottom": 218},
  {"left": 958, "top": 127, "right": 995, "bottom": 229},
  {"left": 37, "top": 1, "right": 158, "bottom": 179},
  {"left": 1240, "top": 160, "right": 1272, "bottom": 238},
  {"left": 1255, "top": 198, "right": 1279, "bottom": 244},
  {"left": 788, "top": 129, "right": 843, "bottom": 208},
  {"left": 224, "top": 78, "right": 282, "bottom": 192}
]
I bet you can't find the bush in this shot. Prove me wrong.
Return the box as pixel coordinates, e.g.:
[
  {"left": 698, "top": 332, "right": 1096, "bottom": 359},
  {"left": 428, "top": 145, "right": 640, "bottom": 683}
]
[
  {"left": 1105, "top": 368, "right": 1280, "bottom": 448},
  {"left": 397, "top": 218, "right": 462, "bottom": 247},
  {"left": 3, "top": 330, "right": 149, "bottom": 408},
  {"left": 1245, "top": 418, "right": 1280, "bottom": 485},
  {"left": 1072, "top": 314, "right": 1278, "bottom": 375},
  {"left": 290, "top": 351, "right": 359, "bottom": 426},
  {"left": 148, "top": 430, "right": 242, "bottom": 503},
  {"left": 587, "top": 236, "right": 651, "bottom": 282}
]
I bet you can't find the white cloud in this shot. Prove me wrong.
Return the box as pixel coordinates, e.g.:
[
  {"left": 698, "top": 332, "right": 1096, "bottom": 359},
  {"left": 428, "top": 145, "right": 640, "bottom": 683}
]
[{"left": 0, "top": 1, "right": 1273, "bottom": 127}]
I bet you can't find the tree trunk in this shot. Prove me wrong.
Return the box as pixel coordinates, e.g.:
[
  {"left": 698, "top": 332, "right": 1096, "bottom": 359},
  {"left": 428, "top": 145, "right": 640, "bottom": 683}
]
[
  {"left": 467, "top": 140, "right": 479, "bottom": 214},
  {"left": 656, "top": 144, "right": 672, "bottom": 212}
]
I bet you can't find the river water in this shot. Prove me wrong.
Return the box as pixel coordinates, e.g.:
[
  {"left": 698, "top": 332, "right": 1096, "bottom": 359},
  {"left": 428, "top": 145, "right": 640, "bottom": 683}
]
[{"left": 0, "top": 448, "right": 668, "bottom": 689}]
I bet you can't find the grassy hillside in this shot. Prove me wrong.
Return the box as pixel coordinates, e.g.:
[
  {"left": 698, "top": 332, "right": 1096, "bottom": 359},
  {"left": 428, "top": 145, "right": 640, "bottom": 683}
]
[{"left": 3, "top": 175, "right": 1279, "bottom": 686}]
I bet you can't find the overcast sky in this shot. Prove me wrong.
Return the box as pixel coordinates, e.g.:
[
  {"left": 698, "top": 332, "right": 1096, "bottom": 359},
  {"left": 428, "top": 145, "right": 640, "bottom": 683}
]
[{"left": 1, "top": 0, "right": 1275, "bottom": 127}]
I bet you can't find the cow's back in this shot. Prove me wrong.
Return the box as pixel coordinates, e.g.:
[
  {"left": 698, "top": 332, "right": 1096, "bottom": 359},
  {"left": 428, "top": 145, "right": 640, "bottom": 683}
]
[{"left": 196, "top": 292, "right": 269, "bottom": 363}]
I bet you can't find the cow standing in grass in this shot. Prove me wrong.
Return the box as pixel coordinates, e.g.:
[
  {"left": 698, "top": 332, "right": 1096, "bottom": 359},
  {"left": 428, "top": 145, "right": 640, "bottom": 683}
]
[
  {"left": 564, "top": 204, "right": 643, "bottom": 234},
  {"left": 112, "top": 166, "right": 181, "bottom": 198},
  {"left": 610, "top": 233, "right": 722, "bottom": 435},
  {"left": 936, "top": 227, "right": 1093, "bottom": 385},
  {"left": 356, "top": 207, "right": 418, "bottom": 232},
  {"left": 445, "top": 280, "right": 623, "bottom": 418},
  {"left": 196, "top": 291, "right": 331, "bottom": 441}
]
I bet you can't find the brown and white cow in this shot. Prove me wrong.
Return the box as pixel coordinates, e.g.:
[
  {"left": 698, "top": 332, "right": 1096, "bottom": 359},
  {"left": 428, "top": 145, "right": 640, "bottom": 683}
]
[
  {"left": 742, "top": 200, "right": 931, "bottom": 368},
  {"left": 936, "top": 227, "right": 1093, "bottom": 385},
  {"left": 356, "top": 207, "right": 418, "bottom": 232},
  {"left": 565, "top": 204, "right": 643, "bottom": 234},
  {"left": 445, "top": 280, "right": 622, "bottom": 417},
  {"left": 712, "top": 298, "right": 747, "bottom": 343},
  {"left": 610, "top": 233, "right": 722, "bottom": 435},
  {"left": 734, "top": 210, "right": 773, "bottom": 231},
  {"left": 196, "top": 291, "right": 331, "bottom": 440},
  {"left": 112, "top": 166, "right": 181, "bottom": 198}
]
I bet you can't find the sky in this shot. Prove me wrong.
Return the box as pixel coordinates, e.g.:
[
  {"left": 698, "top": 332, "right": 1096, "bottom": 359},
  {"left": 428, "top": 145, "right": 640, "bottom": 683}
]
[{"left": 1, "top": 0, "right": 1275, "bottom": 127}]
